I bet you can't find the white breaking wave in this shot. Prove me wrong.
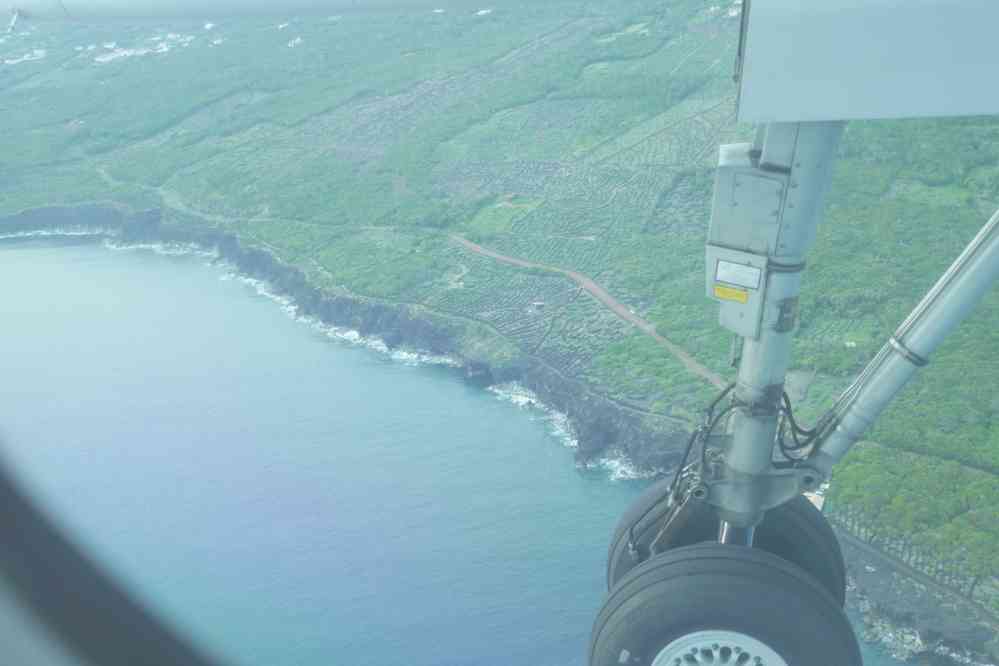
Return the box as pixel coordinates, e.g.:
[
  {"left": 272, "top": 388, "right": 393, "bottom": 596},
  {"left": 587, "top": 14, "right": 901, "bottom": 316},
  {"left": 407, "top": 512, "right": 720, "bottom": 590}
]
[
  {"left": 934, "top": 645, "right": 996, "bottom": 666},
  {"left": 487, "top": 382, "right": 579, "bottom": 450},
  {"left": 487, "top": 381, "right": 536, "bottom": 407},
  {"left": 386, "top": 347, "right": 461, "bottom": 367},
  {"left": 594, "top": 454, "right": 656, "bottom": 482},
  {"left": 3, "top": 49, "right": 47, "bottom": 66},
  {"left": 229, "top": 272, "right": 461, "bottom": 369},
  {"left": 547, "top": 409, "right": 578, "bottom": 448},
  {"left": 486, "top": 383, "right": 657, "bottom": 481},
  {"left": 103, "top": 239, "right": 217, "bottom": 258},
  {"left": 229, "top": 274, "right": 299, "bottom": 318},
  {"left": 0, "top": 226, "right": 118, "bottom": 240},
  {"left": 94, "top": 33, "right": 194, "bottom": 64}
]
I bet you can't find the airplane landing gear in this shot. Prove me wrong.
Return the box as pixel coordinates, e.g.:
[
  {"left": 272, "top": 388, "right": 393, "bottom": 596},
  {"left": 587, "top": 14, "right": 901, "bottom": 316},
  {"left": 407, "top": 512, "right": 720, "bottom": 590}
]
[
  {"left": 589, "top": 121, "right": 864, "bottom": 666},
  {"left": 647, "top": 630, "right": 789, "bottom": 666},
  {"left": 605, "top": 478, "right": 846, "bottom": 605},
  {"left": 590, "top": 544, "right": 862, "bottom": 666}
]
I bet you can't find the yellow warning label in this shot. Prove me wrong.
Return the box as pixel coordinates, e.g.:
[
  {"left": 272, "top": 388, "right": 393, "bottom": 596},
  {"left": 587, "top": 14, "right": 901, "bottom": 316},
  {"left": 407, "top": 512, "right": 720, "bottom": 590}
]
[{"left": 713, "top": 284, "right": 749, "bottom": 304}]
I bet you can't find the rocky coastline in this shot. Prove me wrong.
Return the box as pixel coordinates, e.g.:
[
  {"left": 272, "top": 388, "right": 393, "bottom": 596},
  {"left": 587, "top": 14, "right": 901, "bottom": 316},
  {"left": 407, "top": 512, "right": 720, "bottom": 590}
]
[
  {"left": 2, "top": 203, "right": 995, "bottom": 666},
  {"left": 839, "top": 531, "right": 997, "bottom": 665},
  {"left": 0, "top": 204, "right": 688, "bottom": 470}
]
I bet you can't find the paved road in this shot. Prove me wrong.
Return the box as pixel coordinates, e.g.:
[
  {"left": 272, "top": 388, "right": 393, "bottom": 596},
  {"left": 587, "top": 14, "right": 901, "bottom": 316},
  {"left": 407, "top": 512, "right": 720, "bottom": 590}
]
[{"left": 451, "top": 234, "right": 728, "bottom": 390}]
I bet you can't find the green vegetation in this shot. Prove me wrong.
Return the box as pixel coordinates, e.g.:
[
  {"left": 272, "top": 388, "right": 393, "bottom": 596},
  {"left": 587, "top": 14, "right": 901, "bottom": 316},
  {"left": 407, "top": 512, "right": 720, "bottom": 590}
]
[
  {"left": 587, "top": 333, "right": 714, "bottom": 418},
  {"left": 830, "top": 443, "right": 999, "bottom": 613},
  {"left": 465, "top": 196, "right": 540, "bottom": 242},
  {"left": 1, "top": 1, "right": 996, "bottom": 598}
]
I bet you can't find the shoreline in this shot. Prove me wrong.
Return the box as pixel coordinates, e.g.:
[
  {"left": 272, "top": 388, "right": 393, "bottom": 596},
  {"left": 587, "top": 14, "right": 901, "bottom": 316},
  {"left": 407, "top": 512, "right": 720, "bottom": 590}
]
[
  {"left": 2, "top": 203, "right": 995, "bottom": 666},
  {"left": 0, "top": 204, "right": 690, "bottom": 472}
]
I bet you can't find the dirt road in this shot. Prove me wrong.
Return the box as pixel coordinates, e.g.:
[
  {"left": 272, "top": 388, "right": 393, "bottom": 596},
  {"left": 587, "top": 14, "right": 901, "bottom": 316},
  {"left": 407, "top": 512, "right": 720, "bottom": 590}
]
[{"left": 451, "top": 235, "right": 727, "bottom": 390}]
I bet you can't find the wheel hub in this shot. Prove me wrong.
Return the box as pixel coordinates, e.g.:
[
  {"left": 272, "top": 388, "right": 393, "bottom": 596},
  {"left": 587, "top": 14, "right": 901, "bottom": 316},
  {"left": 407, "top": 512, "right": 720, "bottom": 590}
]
[{"left": 650, "top": 630, "right": 788, "bottom": 666}]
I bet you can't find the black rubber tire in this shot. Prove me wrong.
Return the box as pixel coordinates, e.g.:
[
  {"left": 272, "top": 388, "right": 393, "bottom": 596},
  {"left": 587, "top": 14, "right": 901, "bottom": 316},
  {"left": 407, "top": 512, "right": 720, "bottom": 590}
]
[
  {"left": 607, "top": 479, "right": 846, "bottom": 605},
  {"left": 591, "top": 543, "right": 862, "bottom": 666}
]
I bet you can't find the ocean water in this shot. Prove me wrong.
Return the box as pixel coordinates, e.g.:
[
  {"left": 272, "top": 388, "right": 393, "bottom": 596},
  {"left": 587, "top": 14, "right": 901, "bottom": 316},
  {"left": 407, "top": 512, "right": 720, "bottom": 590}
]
[{"left": 0, "top": 239, "right": 905, "bottom": 666}]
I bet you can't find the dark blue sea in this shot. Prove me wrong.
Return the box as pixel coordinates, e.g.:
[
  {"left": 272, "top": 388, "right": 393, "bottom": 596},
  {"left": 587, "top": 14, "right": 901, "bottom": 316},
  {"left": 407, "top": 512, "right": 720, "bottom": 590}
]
[{"left": 0, "top": 239, "right": 905, "bottom": 666}]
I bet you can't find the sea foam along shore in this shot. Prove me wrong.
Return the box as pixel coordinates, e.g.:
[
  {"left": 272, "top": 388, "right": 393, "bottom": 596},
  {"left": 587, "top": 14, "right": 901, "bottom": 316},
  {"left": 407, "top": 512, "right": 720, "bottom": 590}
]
[
  {"left": 486, "top": 381, "right": 657, "bottom": 481},
  {"left": 230, "top": 259, "right": 659, "bottom": 482},
  {"left": 0, "top": 205, "right": 690, "bottom": 475},
  {"left": 487, "top": 381, "right": 579, "bottom": 450},
  {"left": 8, "top": 226, "right": 648, "bottom": 481},
  {"left": 104, "top": 238, "right": 623, "bottom": 476},
  {"left": 106, "top": 236, "right": 465, "bottom": 371},
  {"left": 227, "top": 270, "right": 463, "bottom": 369},
  {"left": 234, "top": 266, "right": 656, "bottom": 482},
  {"left": 0, "top": 225, "right": 118, "bottom": 240}
]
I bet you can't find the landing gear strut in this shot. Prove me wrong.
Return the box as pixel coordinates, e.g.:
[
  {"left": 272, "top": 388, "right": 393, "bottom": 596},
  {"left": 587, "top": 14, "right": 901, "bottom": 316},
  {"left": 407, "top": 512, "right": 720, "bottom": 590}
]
[{"left": 591, "top": 121, "right": 855, "bottom": 666}]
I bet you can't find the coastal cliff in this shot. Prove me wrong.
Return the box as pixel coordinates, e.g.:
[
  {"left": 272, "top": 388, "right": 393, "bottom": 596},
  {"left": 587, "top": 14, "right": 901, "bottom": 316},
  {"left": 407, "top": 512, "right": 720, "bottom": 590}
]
[{"left": 1, "top": 204, "right": 687, "bottom": 472}]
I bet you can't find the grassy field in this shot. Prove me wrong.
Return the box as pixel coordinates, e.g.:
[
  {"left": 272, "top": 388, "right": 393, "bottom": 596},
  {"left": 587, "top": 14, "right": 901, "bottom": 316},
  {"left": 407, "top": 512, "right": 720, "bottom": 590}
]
[{"left": 1, "top": 1, "right": 996, "bottom": 595}]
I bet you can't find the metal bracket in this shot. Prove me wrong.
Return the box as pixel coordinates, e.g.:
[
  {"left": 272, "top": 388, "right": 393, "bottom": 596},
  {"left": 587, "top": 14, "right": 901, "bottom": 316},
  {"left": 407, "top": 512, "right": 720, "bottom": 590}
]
[
  {"left": 775, "top": 296, "right": 799, "bottom": 333},
  {"left": 702, "top": 461, "right": 824, "bottom": 527},
  {"left": 888, "top": 336, "right": 928, "bottom": 367},
  {"left": 700, "top": 430, "right": 823, "bottom": 526}
]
